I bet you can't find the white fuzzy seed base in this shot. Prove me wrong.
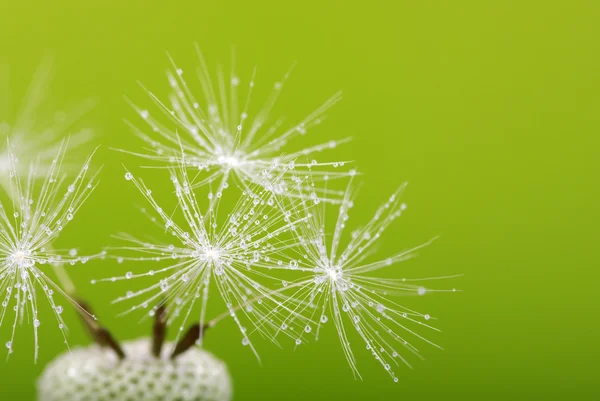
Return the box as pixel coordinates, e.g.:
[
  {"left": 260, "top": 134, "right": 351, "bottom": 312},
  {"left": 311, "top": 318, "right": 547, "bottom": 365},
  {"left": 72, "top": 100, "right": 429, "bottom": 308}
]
[{"left": 37, "top": 338, "right": 232, "bottom": 401}]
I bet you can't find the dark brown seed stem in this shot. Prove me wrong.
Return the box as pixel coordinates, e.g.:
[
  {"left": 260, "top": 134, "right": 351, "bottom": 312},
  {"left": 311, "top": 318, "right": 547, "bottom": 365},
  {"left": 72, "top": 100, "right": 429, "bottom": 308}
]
[
  {"left": 95, "top": 327, "right": 127, "bottom": 359},
  {"left": 76, "top": 299, "right": 126, "bottom": 360},
  {"left": 152, "top": 305, "right": 167, "bottom": 358},
  {"left": 170, "top": 323, "right": 209, "bottom": 360}
]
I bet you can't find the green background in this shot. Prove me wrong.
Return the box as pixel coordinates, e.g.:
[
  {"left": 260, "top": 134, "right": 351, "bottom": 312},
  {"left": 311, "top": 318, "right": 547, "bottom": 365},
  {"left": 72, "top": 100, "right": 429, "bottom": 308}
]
[{"left": 1, "top": 1, "right": 599, "bottom": 400}]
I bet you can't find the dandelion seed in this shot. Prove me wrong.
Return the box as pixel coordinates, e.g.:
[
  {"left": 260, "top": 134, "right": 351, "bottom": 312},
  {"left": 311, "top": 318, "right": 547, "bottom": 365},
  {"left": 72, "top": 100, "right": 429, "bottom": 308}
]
[
  {"left": 101, "top": 161, "right": 312, "bottom": 357},
  {"left": 274, "top": 181, "right": 459, "bottom": 380},
  {"left": 0, "top": 142, "right": 99, "bottom": 360},
  {"left": 122, "top": 46, "right": 352, "bottom": 203}
]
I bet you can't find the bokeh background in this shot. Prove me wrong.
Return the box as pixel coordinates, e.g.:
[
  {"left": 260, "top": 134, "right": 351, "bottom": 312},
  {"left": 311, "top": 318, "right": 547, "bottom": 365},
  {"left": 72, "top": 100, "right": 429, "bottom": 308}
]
[{"left": 1, "top": 1, "right": 599, "bottom": 400}]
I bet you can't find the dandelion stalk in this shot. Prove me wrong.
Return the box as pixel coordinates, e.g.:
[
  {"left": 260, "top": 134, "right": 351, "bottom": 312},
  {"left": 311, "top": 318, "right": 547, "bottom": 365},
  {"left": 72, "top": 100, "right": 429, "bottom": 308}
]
[{"left": 50, "top": 263, "right": 76, "bottom": 297}]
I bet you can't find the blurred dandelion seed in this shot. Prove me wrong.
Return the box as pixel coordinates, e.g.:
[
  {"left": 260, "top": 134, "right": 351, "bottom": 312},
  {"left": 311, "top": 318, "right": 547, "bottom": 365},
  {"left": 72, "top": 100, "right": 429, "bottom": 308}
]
[
  {"left": 0, "top": 141, "right": 100, "bottom": 360},
  {"left": 0, "top": 57, "right": 94, "bottom": 196},
  {"left": 121, "top": 45, "right": 351, "bottom": 203}
]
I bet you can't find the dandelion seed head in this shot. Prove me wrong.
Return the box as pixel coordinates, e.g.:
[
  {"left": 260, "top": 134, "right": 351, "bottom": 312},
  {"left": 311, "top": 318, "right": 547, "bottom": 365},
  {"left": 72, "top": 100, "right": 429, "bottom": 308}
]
[{"left": 37, "top": 338, "right": 232, "bottom": 401}]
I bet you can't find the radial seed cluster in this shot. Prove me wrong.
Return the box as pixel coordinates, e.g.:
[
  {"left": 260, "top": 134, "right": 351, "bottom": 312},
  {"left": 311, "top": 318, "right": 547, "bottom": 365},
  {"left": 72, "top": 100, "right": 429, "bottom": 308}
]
[
  {"left": 0, "top": 49, "right": 458, "bottom": 382},
  {"left": 102, "top": 48, "right": 459, "bottom": 380}
]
